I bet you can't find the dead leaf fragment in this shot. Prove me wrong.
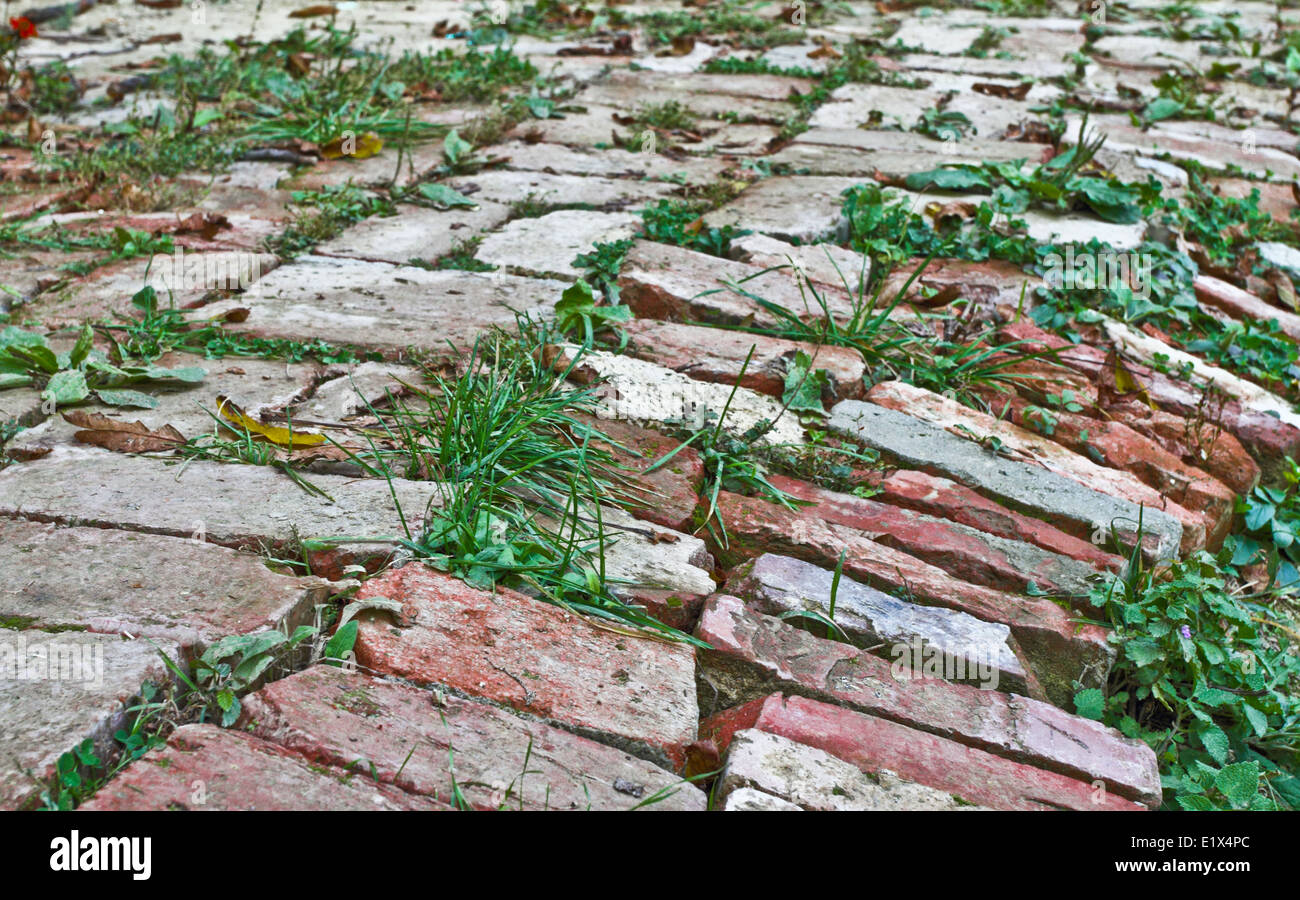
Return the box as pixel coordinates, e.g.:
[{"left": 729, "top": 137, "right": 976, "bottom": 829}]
[
  {"left": 972, "top": 82, "right": 1032, "bottom": 100},
  {"left": 289, "top": 4, "right": 338, "bottom": 17},
  {"left": 63, "top": 411, "right": 186, "bottom": 454},
  {"left": 319, "top": 131, "right": 383, "bottom": 160}
]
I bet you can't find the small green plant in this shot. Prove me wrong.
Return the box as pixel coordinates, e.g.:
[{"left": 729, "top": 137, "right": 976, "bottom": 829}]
[
  {"left": 1232, "top": 457, "right": 1300, "bottom": 591},
  {"left": 0, "top": 322, "right": 205, "bottom": 410},
  {"left": 553, "top": 280, "right": 632, "bottom": 349},
  {"left": 1078, "top": 515, "right": 1300, "bottom": 810},
  {"left": 913, "top": 107, "right": 976, "bottom": 141},
  {"left": 272, "top": 183, "right": 397, "bottom": 257},
  {"left": 573, "top": 238, "right": 633, "bottom": 303},
  {"left": 640, "top": 199, "right": 749, "bottom": 258}
]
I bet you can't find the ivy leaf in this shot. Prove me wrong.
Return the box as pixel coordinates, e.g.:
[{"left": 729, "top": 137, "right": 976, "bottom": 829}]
[{"left": 1143, "top": 97, "right": 1184, "bottom": 122}]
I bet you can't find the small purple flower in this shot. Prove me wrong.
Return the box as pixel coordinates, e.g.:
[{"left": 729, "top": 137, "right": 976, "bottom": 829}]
[{"left": 1180, "top": 625, "right": 1192, "bottom": 640}]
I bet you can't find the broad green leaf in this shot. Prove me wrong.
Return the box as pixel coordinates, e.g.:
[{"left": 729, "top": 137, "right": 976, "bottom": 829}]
[
  {"left": 94, "top": 389, "right": 160, "bottom": 409},
  {"left": 322, "top": 620, "right": 358, "bottom": 666},
  {"left": 903, "top": 167, "right": 991, "bottom": 192},
  {"left": 417, "top": 183, "right": 478, "bottom": 210},
  {"left": 42, "top": 370, "right": 90, "bottom": 405},
  {"left": 1073, "top": 687, "right": 1104, "bottom": 720},
  {"left": 1214, "top": 762, "right": 1260, "bottom": 809},
  {"left": 1143, "top": 97, "right": 1184, "bottom": 122}
]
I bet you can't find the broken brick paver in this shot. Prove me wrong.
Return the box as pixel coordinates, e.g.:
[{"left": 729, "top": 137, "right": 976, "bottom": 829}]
[
  {"left": 767, "top": 474, "right": 1104, "bottom": 595},
  {"left": 700, "top": 694, "right": 1149, "bottom": 811},
  {"left": 717, "top": 729, "right": 984, "bottom": 811},
  {"left": 696, "top": 594, "right": 1160, "bottom": 805},
  {"left": 0, "top": 519, "right": 332, "bottom": 653},
  {"left": 241, "top": 665, "right": 705, "bottom": 810},
  {"left": 80, "top": 724, "right": 447, "bottom": 811},
  {"left": 351, "top": 565, "right": 699, "bottom": 770}
]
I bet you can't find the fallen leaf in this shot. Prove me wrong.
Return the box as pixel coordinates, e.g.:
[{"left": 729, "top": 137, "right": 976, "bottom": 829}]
[
  {"left": 286, "top": 52, "right": 313, "bottom": 78},
  {"left": 661, "top": 35, "right": 695, "bottom": 57},
  {"left": 289, "top": 4, "right": 338, "bottom": 18},
  {"left": 1266, "top": 268, "right": 1300, "bottom": 312},
  {"left": 1098, "top": 348, "right": 1158, "bottom": 411},
  {"left": 63, "top": 410, "right": 186, "bottom": 454},
  {"left": 173, "top": 212, "right": 231, "bottom": 241},
  {"left": 649, "top": 531, "right": 680, "bottom": 544},
  {"left": 972, "top": 82, "right": 1032, "bottom": 100},
  {"left": 216, "top": 396, "right": 326, "bottom": 448},
  {"left": 319, "top": 131, "right": 383, "bottom": 160},
  {"left": 143, "top": 33, "right": 183, "bottom": 45},
  {"left": 808, "top": 41, "right": 842, "bottom": 60},
  {"left": 135, "top": 0, "right": 182, "bottom": 7}
]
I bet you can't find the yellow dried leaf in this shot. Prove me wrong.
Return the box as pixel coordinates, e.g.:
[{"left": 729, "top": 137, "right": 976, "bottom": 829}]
[
  {"left": 319, "top": 131, "right": 383, "bottom": 160},
  {"left": 216, "top": 395, "right": 326, "bottom": 448}
]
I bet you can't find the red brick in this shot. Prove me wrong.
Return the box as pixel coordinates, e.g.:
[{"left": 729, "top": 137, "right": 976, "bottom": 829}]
[
  {"left": 713, "top": 491, "right": 1112, "bottom": 707},
  {"left": 81, "top": 725, "right": 446, "bottom": 811},
  {"left": 241, "top": 666, "right": 705, "bottom": 810},
  {"left": 768, "top": 474, "right": 1105, "bottom": 594},
  {"left": 696, "top": 595, "right": 1161, "bottom": 806},
  {"left": 1194, "top": 274, "right": 1300, "bottom": 343},
  {"left": 868, "top": 468, "right": 1125, "bottom": 571},
  {"left": 700, "top": 694, "right": 1148, "bottom": 811},
  {"left": 571, "top": 413, "right": 703, "bottom": 532},
  {"left": 352, "top": 565, "right": 699, "bottom": 770},
  {"left": 623, "top": 318, "right": 865, "bottom": 400},
  {"left": 976, "top": 389, "right": 1235, "bottom": 548}
]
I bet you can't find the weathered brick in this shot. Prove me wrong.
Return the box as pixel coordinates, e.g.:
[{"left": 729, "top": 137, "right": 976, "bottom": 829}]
[
  {"left": 829, "top": 398, "right": 1183, "bottom": 561},
  {"left": 768, "top": 474, "right": 1104, "bottom": 594},
  {"left": 722, "top": 552, "right": 1032, "bottom": 695},
  {"left": 0, "top": 519, "right": 333, "bottom": 654},
  {"left": 716, "top": 498, "right": 1114, "bottom": 706},
  {"left": 81, "top": 725, "right": 445, "bottom": 811},
  {"left": 718, "top": 729, "right": 984, "bottom": 810},
  {"left": 866, "top": 468, "right": 1126, "bottom": 571},
  {"left": 623, "top": 319, "right": 865, "bottom": 401},
  {"left": 696, "top": 594, "right": 1159, "bottom": 805},
  {"left": 241, "top": 666, "right": 705, "bottom": 810},
  {"left": 700, "top": 694, "right": 1148, "bottom": 811},
  {"left": 865, "top": 381, "right": 1207, "bottom": 554},
  {"left": 352, "top": 565, "right": 699, "bottom": 769}
]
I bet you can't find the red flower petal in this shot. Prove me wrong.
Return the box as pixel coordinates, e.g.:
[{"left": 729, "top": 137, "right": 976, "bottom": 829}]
[{"left": 9, "top": 16, "right": 38, "bottom": 39}]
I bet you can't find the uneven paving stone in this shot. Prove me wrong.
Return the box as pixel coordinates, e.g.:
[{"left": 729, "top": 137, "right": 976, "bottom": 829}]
[
  {"left": 80, "top": 724, "right": 446, "bottom": 811},
  {"left": 722, "top": 551, "right": 1031, "bottom": 695},
  {"left": 971, "top": 389, "right": 1236, "bottom": 549},
  {"left": 351, "top": 565, "right": 699, "bottom": 770},
  {"left": 995, "top": 319, "right": 1270, "bottom": 491},
  {"left": 197, "top": 256, "right": 568, "bottom": 353},
  {"left": 696, "top": 595, "right": 1160, "bottom": 805},
  {"left": 730, "top": 232, "right": 872, "bottom": 295},
  {"left": 313, "top": 201, "right": 512, "bottom": 266},
  {"left": 703, "top": 176, "right": 861, "bottom": 243},
  {"left": 0, "top": 519, "right": 333, "bottom": 652},
  {"left": 0, "top": 453, "right": 438, "bottom": 578},
  {"left": 240, "top": 666, "right": 705, "bottom": 811},
  {"left": 623, "top": 319, "right": 866, "bottom": 401},
  {"left": 700, "top": 694, "right": 1148, "bottom": 811},
  {"left": 568, "top": 348, "right": 807, "bottom": 447},
  {"left": 767, "top": 128, "right": 1050, "bottom": 177},
  {"left": 719, "top": 503, "right": 1113, "bottom": 706},
  {"left": 448, "top": 170, "right": 677, "bottom": 210},
  {"left": 719, "top": 786, "right": 803, "bottom": 810},
  {"left": 717, "top": 728, "right": 984, "bottom": 811},
  {"left": 474, "top": 210, "right": 641, "bottom": 277},
  {"left": 21, "top": 253, "right": 274, "bottom": 329},
  {"left": 618, "top": 239, "right": 856, "bottom": 327},
  {"left": 1063, "top": 115, "right": 1300, "bottom": 181},
  {"left": 292, "top": 361, "right": 421, "bottom": 423},
  {"left": 883, "top": 256, "right": 1037, "bottom": 308},
  {"left": 1, "top": 632, "right": 180, "bottom": 810},
  {"left": 766, "top": 475, "right": 1103, "bottom": 595},
  {"left": 570, "top": 413, "right": 704, "bottom": 534},
  {"left": 1101, "top": 315, "right": 1300, "bottom": 433},
  {"left": 487, "top": 140, "right": 729, "bottom": 184},
  {"left": 4, "top": 353, "right": 322, "bottom": 459},
  {"left": 829, "top": 398, "right": 1185, "bottom": 561}
]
